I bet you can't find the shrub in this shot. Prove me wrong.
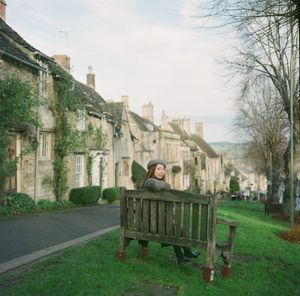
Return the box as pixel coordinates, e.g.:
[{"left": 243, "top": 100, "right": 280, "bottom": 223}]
[
  {"left": 37, "top": 199, "right": 76, "bottom": 211},
  {"left": 8, "top": 193, "right": 35, "bottom": 213},
  {"left": 69, "top": 186, "right": 101, "bottom": 205},
  {"left": 102, "top": 187, "right": 121, "bottom": 204},
  {"left": 0, "top": 205, "right": 11, "bottom": 216},
  {"left": 171, "top": 165, "right": 181, "bottom": 174}
]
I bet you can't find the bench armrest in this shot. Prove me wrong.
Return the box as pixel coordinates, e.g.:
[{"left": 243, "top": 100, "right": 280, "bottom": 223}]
[{"left": 217, "top": 218, "right": 239, "bottom": 228}]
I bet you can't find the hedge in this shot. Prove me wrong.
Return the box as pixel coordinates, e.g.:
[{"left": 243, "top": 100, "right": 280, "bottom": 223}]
[
  {"left": 102, "top": 187, "right": 121, "bottom": 204},
  {"left": 69, "top": 186, "right": 101, "bottom": 205}
]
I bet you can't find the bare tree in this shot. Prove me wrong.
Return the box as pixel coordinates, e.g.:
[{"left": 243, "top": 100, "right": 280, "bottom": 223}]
[
  {"left": 234, "top": 78, "right": 288, "bottom": 202},
  {"left": 199, "top": 0, "right": 299, "bottom": 29}
]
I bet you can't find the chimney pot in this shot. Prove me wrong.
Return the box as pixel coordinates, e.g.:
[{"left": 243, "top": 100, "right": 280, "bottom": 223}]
[
  {"left": 195, "top": 122, "right": 203, "bottom": 138},
  {"left": 142, "top": 101, "right": 154, "bottom": 123},
  {"left": 0, "top": 0, "right": 7, "bottom": 21},
  {"left": 122, "top": 95, "right": 129, "bottom": 110},
  {"left": 86, "top": 66, "right": 95, "bottom": 89}
]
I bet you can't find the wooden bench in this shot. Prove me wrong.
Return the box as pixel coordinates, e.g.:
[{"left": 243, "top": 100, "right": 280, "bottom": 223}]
[
  {"left": 116, "top": 188, "right": 239, "bottom": 282},
  {"left": 264, "top": 202, "right": 283, "bottom": 216}
]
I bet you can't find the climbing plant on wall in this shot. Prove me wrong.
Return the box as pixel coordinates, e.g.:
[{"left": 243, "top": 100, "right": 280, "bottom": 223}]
[
  {"left": 0, "top": 75, "right": 40, "bottom": 197},
  {"left": 51, "top": 77, "right": 84, "bottom": 201},
  {"left": 85, "top": 123, "right": 107, "bottom": 187}
]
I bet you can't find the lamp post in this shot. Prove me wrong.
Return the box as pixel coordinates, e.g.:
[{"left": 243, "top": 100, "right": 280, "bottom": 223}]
[{"left": 289, "top": 36, "right": 296, "bottom": 228}]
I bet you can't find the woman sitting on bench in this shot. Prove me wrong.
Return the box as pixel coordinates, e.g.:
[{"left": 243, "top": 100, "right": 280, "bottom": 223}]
[{"left": 139, "top": 159, "right": 200, "bottom": 265}]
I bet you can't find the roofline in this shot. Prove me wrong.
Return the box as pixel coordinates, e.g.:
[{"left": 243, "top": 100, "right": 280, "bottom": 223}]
[{"left": 0, "top": 49, "right": 47, "bottom": 72}]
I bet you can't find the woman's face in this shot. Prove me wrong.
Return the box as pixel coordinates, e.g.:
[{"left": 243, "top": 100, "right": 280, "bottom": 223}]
[{"left": 153, "top": 164, "right": 166, "bottom": 180}]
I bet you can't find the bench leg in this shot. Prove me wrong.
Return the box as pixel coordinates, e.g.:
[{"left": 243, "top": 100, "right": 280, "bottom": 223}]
[
  {"left": 203, "top": 267, "right": 215, "bottom": 283},
  {"left": 116, "top": 236, "right": 131, "bottom": 261},
  {"left": 220, "top": 251, "right": 232, "bottom": 277},
  {"left": 221, "top": 266, "right": 231, "bottom": 277}
]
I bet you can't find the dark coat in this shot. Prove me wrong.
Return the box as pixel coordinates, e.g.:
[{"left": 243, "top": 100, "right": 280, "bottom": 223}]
[{"left": 143, "top": 178, "right": 171, "bottom": 191}]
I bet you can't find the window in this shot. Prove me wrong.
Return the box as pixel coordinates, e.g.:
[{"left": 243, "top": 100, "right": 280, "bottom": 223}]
[
  {"left": 39, "top": 133, "right": 49, "bottom": 158},
  {"left": 75, "top": 155, "right": 84, "bottom": 187},
  {"left": 194, "top": 157, "right": 198, "bottom": 165},
  {"left": 41, "top": 71, "right": 48, "bottom": 97}
]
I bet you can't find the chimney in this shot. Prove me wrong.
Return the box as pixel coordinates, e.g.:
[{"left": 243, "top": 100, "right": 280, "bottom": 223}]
[
  {"left": 86, "top": 66, "right": 95, "bottom": 89},
  {"left": 121, "top": 95, "right": 129, "bottom": 111},
  {"left": 182, "top": 117, "right": 190, "bottom": 134},
  {"left": 0, "top": 0, "right": 7, "bottom": 21},
  {"left": 142, "top": 101, "right": 154, "bottom": 123},
  {"left": 195, "top": 122, "right": 203, "bottom": 138},
  {"left": 52, "top": 54, "right": 71, "bottom": 72},
  {"left": 161, "top": 110, "right": 169, "bottom": 130}
]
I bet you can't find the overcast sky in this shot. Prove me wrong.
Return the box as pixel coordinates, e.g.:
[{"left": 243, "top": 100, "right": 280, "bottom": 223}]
[{"left": 6, "top": 0, "right": 238, "bottom": 142}]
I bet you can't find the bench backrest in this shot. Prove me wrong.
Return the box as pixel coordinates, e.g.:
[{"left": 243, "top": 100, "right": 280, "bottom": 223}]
[{"left": 120, "top": 188, "right": 217, "bottom": 248}]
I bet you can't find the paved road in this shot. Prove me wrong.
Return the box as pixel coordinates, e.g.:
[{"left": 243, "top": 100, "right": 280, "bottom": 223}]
[{"left": 0, "top": 205, "right": 120, "bottom": 270}]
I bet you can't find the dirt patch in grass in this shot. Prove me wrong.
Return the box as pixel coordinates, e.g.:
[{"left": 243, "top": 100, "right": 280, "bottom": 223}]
[
  {"left": 272, "top": 213, "right": 300, "bottom": 244},
  {"left": 124, "top": 282, "right": 179, "bottom": 296}
]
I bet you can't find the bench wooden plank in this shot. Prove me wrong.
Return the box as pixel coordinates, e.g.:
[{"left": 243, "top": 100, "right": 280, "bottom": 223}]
[
  {"left": 135, "top": 198, "right": 142, "bottom": 231},
  {"left": 150, "top": 200, "right": 157, "bottom": 233},
  {"left": 158, "top": 201, "right": 166, "bottom": 235},
  {"left": 192, "top": 203, "right": 199, "bottom": 239},
  {"left": 126, "top": 190, "right": 210, "bottom": 204},
  {"left": 183, "top": 203, "right": 190, "bottom": 237},
  {"left": 127, "top": 197, "right": 134, "bottom": 229},
  {"left": 166, "top": 202, "right": 174, "bottom": 236},
  {"left": 174, "top": 202, "right": 182, "bottom": 237},
  {"left": 143, "top": 199, "right": 150, "bottom": 232},
  {"left": 124, "top": 229, "right": 208, "bottom": 248}
]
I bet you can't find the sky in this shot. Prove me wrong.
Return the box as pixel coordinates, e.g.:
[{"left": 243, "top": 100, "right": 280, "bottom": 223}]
[{"left": 6, "top": 0, "right": 238, "bottom": 143}]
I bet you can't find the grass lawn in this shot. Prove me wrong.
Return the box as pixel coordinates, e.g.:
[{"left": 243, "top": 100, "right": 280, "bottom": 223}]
[{"left": 0, "top": 200, "right": 299, "bottom": 296}]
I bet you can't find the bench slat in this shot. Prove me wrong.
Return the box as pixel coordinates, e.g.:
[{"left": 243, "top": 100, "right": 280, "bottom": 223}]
[
  {"left": 143, "top": 199, "right": 150, "bottom": 232},
  {"left": 124, "top": 229, "right": 208, "bottom": 249},
  {"left": 135, "top": 198, "right": 142, "bottom": 231},
  {"left": 150, "top": 200, "right": 158, "bottom": 233},
  {"left": 183, "top": 203, "right": 190, "bottom": 237},
  {"left": 174, "top": 202, "right": 182, "bottom": 237},
  {"left": 192, "top": 203, "right": 200, "bottom": 239},
  {"left": 127, "top": 198, "right": 134, "bottom": 229},
  {"left": 158, "top": 201, "right": 166, "bottom": 235},
  {"left": 166, "top": 202, "right": 174, "bottom": 236},
  {"left": 125, "top": 190, "right": 210, "bottom": 204}
]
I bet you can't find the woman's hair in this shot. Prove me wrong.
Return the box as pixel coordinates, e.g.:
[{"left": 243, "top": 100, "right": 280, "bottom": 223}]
[{"left": 141, "top": 164, "right": 166, "bottom": 187}]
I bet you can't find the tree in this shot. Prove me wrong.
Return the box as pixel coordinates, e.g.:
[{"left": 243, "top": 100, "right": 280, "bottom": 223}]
[
  {"left": 199, "top": 0, "right": 299, "bottom": 212},
  {"left": 234, "top": 78, "right": 288, "bottom": 201},
  {"left": 199, "top": 0, "right": 299, "bottom": 29},
  {"left": 229, "top": 176, "right": 240, "bottom": 193}
]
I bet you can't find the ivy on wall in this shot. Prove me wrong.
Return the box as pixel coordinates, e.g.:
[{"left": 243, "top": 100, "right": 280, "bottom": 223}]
[
  {"left": 51, "top": 78, "right": 84, "bottom": 201},
  {"left": 0, "top": 75, "right": 40, "bottom": 196},
  {"left": 85, "top": 123, "right": 107, "bottom": 187}
]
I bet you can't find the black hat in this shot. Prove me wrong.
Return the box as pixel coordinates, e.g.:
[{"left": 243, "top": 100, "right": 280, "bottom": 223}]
[{"left": 147, "top": 159, "right": 167, "bottom": 169}]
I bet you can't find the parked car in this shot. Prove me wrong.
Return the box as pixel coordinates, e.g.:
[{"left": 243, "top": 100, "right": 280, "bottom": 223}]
[{"left": 231, "top": 191, "right": 245, "bottom": 201}]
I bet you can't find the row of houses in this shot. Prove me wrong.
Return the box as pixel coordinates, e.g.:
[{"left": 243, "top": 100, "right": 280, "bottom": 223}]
[{"left": 0, "top": 1, "right": 226, "bottom": 201}]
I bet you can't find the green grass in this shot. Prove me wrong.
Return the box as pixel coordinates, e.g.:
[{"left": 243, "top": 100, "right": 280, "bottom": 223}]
[{"left": 0, "top": 201, "right": 299, "bottom": 295}]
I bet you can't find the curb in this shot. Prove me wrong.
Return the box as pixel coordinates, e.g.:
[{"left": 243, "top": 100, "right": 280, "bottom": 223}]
[{"left": 0, "top": 225, "right": 119, "bottom": 274}]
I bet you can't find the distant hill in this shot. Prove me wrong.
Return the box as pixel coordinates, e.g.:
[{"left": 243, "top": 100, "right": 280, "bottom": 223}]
[{"left": 209, "top": 142, "right": 246, "bottom": 160}]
